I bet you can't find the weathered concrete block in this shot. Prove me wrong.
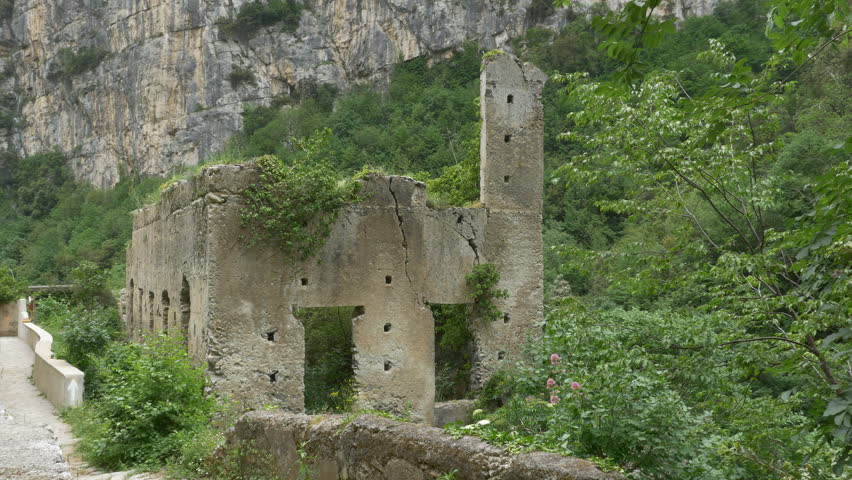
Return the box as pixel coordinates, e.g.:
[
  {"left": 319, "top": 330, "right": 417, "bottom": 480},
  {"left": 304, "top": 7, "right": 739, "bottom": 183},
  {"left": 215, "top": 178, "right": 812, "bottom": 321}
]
[{"left": 433, "top": 399, "right": 476, "bottom": 427}]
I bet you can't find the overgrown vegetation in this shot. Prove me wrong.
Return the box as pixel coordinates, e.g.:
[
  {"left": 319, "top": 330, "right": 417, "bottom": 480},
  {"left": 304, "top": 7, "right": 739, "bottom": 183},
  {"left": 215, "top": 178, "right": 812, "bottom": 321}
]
[
  {"left": 0, "top": 266, "right": 24, "bottom": 303},
  {"left": 241, "top": 130, "right": 361, "bottom": 259},
  {"left": 229, "top": 64, "right": 257, "bottom": 88},
  {"left": 0, "top": 150, "right": 161, "bottom": 287},
  {"left": 465, "top": 263, "right": 508, "bottom": 322},
  {"left": 218, "top": 0, "right": 303, "bottom": 41},
  {"left": 47, "top": 46, "right": 110, "bottom": 80}
]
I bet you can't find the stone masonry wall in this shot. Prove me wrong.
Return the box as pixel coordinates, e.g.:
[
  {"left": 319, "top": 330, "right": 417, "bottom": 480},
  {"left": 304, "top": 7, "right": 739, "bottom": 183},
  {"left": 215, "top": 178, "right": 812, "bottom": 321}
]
[{"left": 229, "top": 411, "right": 624, "bottom": 480}]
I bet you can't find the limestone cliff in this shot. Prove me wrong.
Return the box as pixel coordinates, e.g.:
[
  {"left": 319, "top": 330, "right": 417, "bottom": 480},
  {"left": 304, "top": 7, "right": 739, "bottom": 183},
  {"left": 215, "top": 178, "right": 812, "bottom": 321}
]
[{"left": 0, "top": 0, "right": 716, "bottom": 187}]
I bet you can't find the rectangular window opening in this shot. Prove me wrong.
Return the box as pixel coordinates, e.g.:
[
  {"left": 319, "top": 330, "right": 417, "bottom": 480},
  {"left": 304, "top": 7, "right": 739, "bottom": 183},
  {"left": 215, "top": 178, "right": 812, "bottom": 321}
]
[
  {"left": 429, "top": 303, "right": 475, "bottom": 402},
  {"left": 294, "top": 306, "right": 361, "bottom": 414}
]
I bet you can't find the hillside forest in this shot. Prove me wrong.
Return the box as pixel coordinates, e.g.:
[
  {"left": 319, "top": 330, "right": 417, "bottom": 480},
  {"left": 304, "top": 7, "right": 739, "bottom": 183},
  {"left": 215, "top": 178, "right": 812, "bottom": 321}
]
[{"left": 0, "top": 0, "right": 849, "bottom": 478}]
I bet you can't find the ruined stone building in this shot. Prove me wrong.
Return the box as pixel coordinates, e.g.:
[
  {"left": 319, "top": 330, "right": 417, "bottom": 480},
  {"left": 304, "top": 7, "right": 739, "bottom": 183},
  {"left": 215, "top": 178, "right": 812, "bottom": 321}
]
[{"left": 124, "top": 54, "right": 546, "bottom": 424}]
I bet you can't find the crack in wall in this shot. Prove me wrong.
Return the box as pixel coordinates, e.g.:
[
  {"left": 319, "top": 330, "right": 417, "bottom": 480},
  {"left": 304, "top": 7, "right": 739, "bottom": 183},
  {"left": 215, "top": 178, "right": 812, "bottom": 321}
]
[{"left": 388, "top": 177, "right": 412, "bottom": 284}]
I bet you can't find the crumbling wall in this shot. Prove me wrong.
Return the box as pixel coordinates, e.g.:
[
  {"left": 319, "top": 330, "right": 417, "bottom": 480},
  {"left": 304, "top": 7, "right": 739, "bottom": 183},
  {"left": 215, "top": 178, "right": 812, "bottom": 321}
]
[
  {"left": 229, "top": 411, "right": 623, "bottom": 480},
  {"left": 124, "top": 55, "right": 546, "bottom": 422}
]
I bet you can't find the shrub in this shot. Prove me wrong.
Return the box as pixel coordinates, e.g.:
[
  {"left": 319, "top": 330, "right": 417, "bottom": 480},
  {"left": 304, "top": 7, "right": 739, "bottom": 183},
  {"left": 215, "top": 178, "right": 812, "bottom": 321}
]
[
  {"left": 218, "top": 0, "right": 303, "bottom": 41},
  {"left": 465, "top": 263, "right": 508, "bottom": 322},
  {"left": 0, "top": 267, "right": 24, "bottom": 304},
  {"left": 0, "top": 0, "right": 13, "bottom": 20},
  {"left": 67, "top": 335, "right": 216, "bottom": 469},
  {"left": 70, "top": 261, "right": 114, "bottom": 306},
  {"left": 229, "top": 64, "right": 257, "bottom": 88},
  {"left": 47, "top": 46, "right": 110, "bottom": 81},
  {"left": 241, "top": 129, "right": 361, "bottom": 260},
  {"left": 58, "top": 306, "right": 121, "bottom": 397}
]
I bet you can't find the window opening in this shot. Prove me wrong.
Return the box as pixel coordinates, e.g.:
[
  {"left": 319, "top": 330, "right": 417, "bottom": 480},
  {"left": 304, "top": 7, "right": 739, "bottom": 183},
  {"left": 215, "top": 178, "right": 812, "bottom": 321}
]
[
  {"left": 161, "top": 290, "right": 170, "bottom": 334},
  {"left": 180, "top": 276, "right": 191, "bottom": 347},
  {"left": 294, "top": 306, "right": 361, "bottom": 413},
  {"left": 429, "top": 303, "right": 475, "bottom": 401}
]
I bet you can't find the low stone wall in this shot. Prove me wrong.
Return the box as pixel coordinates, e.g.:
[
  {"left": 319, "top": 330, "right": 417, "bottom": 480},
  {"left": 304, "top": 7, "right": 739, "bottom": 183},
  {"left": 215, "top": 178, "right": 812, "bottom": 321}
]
[
  {"left": 14, "top": 299, "right": 84, "bottom": 409},
  {"left": 231, "top": 411, "right": 622, "bottom": 480}
]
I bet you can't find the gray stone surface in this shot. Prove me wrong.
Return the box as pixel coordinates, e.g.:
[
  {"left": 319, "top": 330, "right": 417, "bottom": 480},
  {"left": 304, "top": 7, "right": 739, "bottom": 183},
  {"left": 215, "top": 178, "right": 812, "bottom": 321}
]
[
  {"left": 125, "top": 55, "right": 546, "bottom": 423},
  {"left": 433, "top": 399, "right": 476, "bottom": 427},
  {"left": 0, "top": 0, "right": 717, "bottom": 187},
  {"left": 230, "top": 411, "right": 624, "bottom": 480}
]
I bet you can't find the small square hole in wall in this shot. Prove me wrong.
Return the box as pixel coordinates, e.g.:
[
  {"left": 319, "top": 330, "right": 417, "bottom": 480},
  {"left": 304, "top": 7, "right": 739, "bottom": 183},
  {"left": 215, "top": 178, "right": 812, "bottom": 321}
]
[
  {"left": 384, "top": 360, "right": 392, "bottom": 371},
  {"left": 503, "top": 313, "right": 511, "bottom": 323},
  {"left": 385, "top": 275, "right": 393, "bottom": 285},
  {"left": 503, "top": 175, "right": 510, "bottom": 184},
  {"left": 498, "top": 351, "right": 506, "bottom": 360},
  {"left": 266, "top": 329, "right": 277, "bottom": 342},
  {"left": 507, "top": 94, "right": 513, "bottom": 104},
  {"left": 300, "top": 277, "right": 308, "bottom": 286},
  {"left": 504, "top": 134, "right": 512, "bottom": 143},
  {"left": 384, "top": 323, "right": 392, "bottom": 332}
]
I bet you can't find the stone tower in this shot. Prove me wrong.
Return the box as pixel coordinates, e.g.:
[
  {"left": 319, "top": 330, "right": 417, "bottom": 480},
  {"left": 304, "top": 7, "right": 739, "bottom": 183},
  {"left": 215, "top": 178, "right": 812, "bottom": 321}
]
[{"left": 476, "top": 54, "right": 547, "bottom": 387}]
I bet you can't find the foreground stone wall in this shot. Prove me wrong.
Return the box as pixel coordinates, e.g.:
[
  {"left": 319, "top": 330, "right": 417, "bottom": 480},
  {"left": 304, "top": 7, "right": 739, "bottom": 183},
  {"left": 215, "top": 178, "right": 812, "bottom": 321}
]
[
  {"left": 125, "top": 55, "right": 546, "bottom": 423},
  {"left": 230, "top": 411, "right": 623, "bottom": 480},
  {"left": 13, "top": 299, "right": 85, "bottom": 408}
]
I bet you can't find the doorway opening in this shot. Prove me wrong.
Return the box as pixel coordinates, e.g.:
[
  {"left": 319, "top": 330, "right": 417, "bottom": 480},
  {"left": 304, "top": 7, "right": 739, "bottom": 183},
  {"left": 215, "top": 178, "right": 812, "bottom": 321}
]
[
  {"left": 430, "top": 303, "right": 475, "bottom": 401},
  {"left": 294, "top": 306, "right": 361, "bottom": 413}
]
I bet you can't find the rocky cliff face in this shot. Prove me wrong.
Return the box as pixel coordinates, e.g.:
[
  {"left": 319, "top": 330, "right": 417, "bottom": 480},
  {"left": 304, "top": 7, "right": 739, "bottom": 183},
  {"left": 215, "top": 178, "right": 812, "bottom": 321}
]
[{"left": 0, "top": 0, "right": 716, "bottom": 187}]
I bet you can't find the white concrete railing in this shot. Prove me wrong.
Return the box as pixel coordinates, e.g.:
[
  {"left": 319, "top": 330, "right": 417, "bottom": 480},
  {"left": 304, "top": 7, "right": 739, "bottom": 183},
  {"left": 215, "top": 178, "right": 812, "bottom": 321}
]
[{"left": 13, "top": 298, "right": 84, "bottom": 408}]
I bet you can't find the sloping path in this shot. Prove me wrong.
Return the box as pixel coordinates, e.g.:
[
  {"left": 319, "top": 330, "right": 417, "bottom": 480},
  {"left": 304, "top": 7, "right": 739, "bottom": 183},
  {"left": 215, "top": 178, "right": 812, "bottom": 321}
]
[{"left": 0, "top": 337, "right": 160, "bottom": 480}]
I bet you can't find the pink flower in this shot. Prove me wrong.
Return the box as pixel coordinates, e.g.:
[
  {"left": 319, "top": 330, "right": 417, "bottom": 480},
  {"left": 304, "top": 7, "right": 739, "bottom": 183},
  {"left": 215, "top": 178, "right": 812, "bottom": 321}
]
[
  {"left": 546, "top": 378, "right": 557, "bottom": 389},
  {"left": 549, "top": 395, "right": 561, "bottom": 404},
  {"left": 561, "top": 369, "right": 566, "bottom": 373},
  {"left": 570, "top": 382, "right": 582, "bottom": 391},
  {"left": 550, "top": 353, "right": 562, "bottom": 365}
]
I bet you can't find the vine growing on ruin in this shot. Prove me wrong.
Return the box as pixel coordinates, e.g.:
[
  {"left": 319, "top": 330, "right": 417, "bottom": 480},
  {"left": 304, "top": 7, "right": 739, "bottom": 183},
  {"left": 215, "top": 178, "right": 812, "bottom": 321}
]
[{"left": 241, "top": 128, "right": 361, "bottom": 260}]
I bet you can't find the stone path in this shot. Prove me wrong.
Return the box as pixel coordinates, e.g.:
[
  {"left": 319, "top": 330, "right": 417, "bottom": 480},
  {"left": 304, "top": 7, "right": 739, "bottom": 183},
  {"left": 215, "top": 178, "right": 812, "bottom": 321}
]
[{"left": 0, "top": 337, "right": 161, "bottom": 480}]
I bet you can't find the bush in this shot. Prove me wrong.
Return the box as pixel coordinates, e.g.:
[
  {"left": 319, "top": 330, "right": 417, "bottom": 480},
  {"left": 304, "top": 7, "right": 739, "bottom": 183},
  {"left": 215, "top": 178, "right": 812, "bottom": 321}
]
[
  {"left": 70, "top": 261, "right": 114, "bottom": 306},
  {"left": 229, "top": 64, "right": 257, "bottom": 88},
  {"left": 0, "top": 267, "right": 24, "bottom": 304},
  {"left": 0, "top": 0, "right": 13, "bottom": 20},
  {"left": 218, "top": 0, "right": 303, "bottom": 41},
  {"left": 241, "top": 130, "right": 361, "bottom": 260},
  {"left": 59, "top": 306, "right": 121, "bottom": 397},
  {"left": 67, "top": 335, "right": 216, "bottom": 469},
  {"left": 47, "top": 46, "right": 110, "bottom": 81},
  {"left": 459, "top": 304, "right": 837, "bottom": 478}
]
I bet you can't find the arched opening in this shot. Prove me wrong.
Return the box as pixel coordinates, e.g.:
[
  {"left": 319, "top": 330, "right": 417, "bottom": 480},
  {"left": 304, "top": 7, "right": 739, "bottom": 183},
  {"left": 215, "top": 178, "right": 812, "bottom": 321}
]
[
  {"left": 128, "top": 279, "right": 134, "bottom": 333},
  {"left": 148, "top": 291, "right": 155, "bottom": 332},
  {"left": 180, "top": 276, "right": 190, "bottom": 347},
  {"left": 161, "top": 290, "right": 170, "bottom": 335}
]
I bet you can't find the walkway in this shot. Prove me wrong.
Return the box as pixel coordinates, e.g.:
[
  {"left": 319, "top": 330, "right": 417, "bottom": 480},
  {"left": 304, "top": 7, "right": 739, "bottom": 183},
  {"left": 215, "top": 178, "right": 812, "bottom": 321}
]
[{"left": 0, "top": 337, "right": 160, "bottom": 480}]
